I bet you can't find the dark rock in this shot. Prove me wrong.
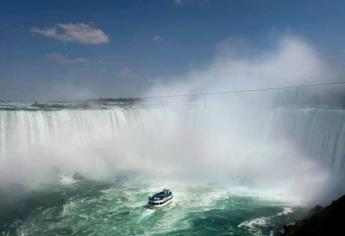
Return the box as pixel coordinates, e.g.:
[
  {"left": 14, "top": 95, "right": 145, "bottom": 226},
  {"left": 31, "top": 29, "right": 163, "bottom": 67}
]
[
  {"left": 282, "top": 195, "right": 345, "bottom": 235},
  {"left": 309, "top": 205, "right": 323, "bottom": 215}
]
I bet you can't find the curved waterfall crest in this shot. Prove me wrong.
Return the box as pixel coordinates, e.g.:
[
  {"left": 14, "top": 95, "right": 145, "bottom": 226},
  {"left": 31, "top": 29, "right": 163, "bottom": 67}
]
[
  {"left": 268, "top": 107, "right": 345, "bottom": 171},
  {"left": 0, "top": 108, "right": 165, "bottom": 155},
  {"left": 1, "top": 106, "right": 345, "bottom": 173}
]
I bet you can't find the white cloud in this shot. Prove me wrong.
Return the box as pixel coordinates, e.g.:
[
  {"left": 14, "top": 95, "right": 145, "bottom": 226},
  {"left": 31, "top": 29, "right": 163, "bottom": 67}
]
[
  {"left": 120, "top": 68, "right": 133, "bottom": 76},
  {"left": 47, "top": 53, "right": 91, "bottom": 64},
  {"left": 173, "top": 0, "right": 209, "bottom": 6},
  {"left": 117, "top": 68, "right": 136, "bottom": 79},
  {"left": 31, "top": 23, "right": 109, "bottom": 44},
  {"left": 152, "top": 35, "right": 161, "bottom": 42}
]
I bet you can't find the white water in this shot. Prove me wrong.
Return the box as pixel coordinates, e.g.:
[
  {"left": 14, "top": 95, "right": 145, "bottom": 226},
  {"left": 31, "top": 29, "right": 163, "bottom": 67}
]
[
  {"left": 2, "top": 106, "right": 345, "bottom": 171},
  {"left": 268, "top": 107, "right": 345, "bottom": 172},
  {"left": 0, "top": 108, "right": 161, "bottom": 155},
  {"left": 0, "top": 105, "right": 344, "bottom": 204}
]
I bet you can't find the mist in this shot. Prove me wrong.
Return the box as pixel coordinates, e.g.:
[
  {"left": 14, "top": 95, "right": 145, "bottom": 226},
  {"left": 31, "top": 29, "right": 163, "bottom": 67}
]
[{"left": 0, "top": 35, "right": 342, "bottom": 206}]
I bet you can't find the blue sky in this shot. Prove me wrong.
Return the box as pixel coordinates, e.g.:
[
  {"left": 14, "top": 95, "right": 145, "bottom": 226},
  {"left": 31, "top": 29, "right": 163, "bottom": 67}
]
[{"left": 1, "top": 0, "right": 345, "bottom": 100}]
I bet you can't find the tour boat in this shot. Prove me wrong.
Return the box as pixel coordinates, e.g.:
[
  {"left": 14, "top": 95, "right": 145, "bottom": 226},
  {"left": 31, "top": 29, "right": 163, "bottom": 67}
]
[{"left": 148, "top": 189, "right": 173, "bottom": 207}]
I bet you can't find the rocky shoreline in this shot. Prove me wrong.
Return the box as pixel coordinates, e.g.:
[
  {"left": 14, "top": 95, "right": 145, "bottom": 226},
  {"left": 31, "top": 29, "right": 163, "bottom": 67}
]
[{"left": 282, "top": 195, "right": 345, "bottom": 235}]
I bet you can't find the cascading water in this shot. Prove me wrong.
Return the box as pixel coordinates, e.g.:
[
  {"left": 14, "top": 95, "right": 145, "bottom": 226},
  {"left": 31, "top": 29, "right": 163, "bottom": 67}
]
[
  {"left": 267, "top": 107, "right": 345, "bottom": 172},
  {"left": 2, "top": 105, "right": 345, "bottom": 173},
  {"left": 0, "top": 107, "right": 177, "bottom": 156},
  {"left": 0, "top": 108, "right": 133, "bottom": 155}
]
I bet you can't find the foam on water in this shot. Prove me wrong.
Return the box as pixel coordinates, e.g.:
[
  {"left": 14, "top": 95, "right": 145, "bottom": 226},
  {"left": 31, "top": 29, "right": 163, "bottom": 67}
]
[
  {"left": 238, "top": 217, "right": 270, "bottom": 230},
  {"left": 2, "top": 174, "right": 305, "bottom": 235},
  {"left": 58, "top": 174, "right": 77, "bottom": 185},
  {"left": 238, "top": 206, "right": 294, "bottom": 233},
  {"left": 277, "top": 207, "right": 294, "bottom": 216}
]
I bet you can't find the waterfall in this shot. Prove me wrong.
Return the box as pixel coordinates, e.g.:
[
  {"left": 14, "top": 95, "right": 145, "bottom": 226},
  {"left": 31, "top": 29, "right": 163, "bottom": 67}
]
[
  {"left": 1, "top": 104, "right": 345, "bottom": 204},
  {"left": 268, "top": 108, "right": 345, "bottom": 172},
  {"left": 0, "top": 107, "right": 176, "bottom": 156},
  {"left": 1, "top": 106, "right": 345, "bottom": 173}
]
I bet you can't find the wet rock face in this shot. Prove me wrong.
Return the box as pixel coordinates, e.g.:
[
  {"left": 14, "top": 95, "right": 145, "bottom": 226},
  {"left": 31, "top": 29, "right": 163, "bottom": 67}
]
[{"left": 282, "top": 195, "right": 345, "bottom": 236}]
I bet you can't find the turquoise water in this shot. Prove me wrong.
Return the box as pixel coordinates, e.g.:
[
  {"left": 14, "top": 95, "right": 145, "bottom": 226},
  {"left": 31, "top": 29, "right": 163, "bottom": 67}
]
[{"left": 0, "top": 173, "right": 306, "bottom": 236}]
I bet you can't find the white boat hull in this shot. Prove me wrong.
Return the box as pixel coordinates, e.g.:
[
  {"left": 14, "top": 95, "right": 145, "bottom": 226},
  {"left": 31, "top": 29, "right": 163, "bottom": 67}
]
[{"left": 148, "top": 198, "right": 173, "bottom": 208}]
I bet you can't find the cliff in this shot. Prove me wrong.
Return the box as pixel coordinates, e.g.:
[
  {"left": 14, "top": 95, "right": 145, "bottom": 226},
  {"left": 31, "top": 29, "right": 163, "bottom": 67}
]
[{"left": 282, "top": 195, "right": 345, "bottom": 235}]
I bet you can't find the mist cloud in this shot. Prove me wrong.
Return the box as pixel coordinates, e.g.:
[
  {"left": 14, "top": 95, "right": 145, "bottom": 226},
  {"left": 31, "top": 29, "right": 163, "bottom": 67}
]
[
  {"left": 147, "top": 36, "right": 332, "bottom": 98},
  {"left": 0, "top": 35, "right": 340, "bottom": 206}
]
